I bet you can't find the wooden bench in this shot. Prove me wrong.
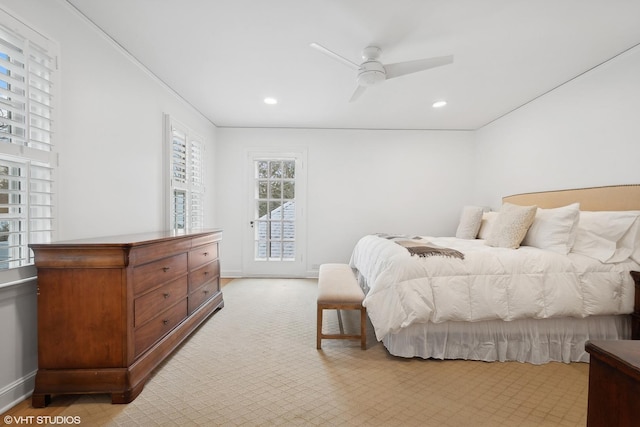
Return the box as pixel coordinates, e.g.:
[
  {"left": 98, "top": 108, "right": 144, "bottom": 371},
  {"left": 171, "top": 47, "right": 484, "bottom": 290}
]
[{"left": 317, "top": 263, "right": 367, "bottom": 350}]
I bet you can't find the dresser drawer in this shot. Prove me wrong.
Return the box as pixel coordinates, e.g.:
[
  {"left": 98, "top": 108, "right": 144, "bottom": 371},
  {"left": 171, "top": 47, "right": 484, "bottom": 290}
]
[
  {"left": 189, "top": 259, "right": 220, "bottom": 291},
  {"left": 190, "top": 232, "right": 220, "bottom": 249},
  {"left": 129, "top": 238, "right": 191, "bottom": 266},
  {"left": 133, "top": 253, "right": 188, "bottom": 296},
  {"left": 134, "top": 299, "right": 188, "bottom": 357},
  {"left": 134, "top": 277, "right": 188, "bottom": 327},
  {"left": 188, "top": 243, "right": 218, "bottom": 270},
  {"left": 188, "top": 278, "right": 219, "bottom": 314}
]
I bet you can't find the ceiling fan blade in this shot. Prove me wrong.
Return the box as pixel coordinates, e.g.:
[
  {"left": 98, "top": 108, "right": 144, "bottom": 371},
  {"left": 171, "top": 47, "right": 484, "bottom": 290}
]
[
  {"left": 385, "top": 55, "right": 454, "bottom": 80},
  {"left": 349, "top": 85, "right": 367, "bottom": 102},
  {"left": 310, "top": 42, "right": 360, "bottom": 70}
]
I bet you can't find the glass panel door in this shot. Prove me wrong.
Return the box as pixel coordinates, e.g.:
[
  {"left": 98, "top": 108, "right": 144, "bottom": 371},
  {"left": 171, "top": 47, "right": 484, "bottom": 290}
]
[
  {"left": 244, "top": 151, "right": 306, "bottom": 276},
  {"left": 253, "top": 159, "right": 296, "bottom": 261}
]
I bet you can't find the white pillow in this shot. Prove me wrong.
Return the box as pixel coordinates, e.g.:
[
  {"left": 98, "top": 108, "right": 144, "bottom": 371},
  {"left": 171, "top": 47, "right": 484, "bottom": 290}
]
[
  {"left": 521, "top": 203, "right": 580, "bottom": 254},
  {"left": 630, "top": 218, "right": 640, "bottom": 264},
  {"left": 571, "top": 230, "right": 616, "bottom": 262},
  {"left": 571, "top": 210, "right": 640, "bottom": 263},
  {"left": 455, "top": 206, "right": 484, "bottom": 239},
  {"left": 610, "top": 216, "right": 640, "bottom": 263},
  {"left": 486, "top": 203, "right": 537, "bottom": 249},
  {"left": 477, "top": 211, "right": 499, "bottom": 240}
]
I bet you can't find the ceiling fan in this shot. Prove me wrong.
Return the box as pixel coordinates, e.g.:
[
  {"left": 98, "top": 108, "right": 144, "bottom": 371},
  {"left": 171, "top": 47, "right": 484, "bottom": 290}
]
[{"left": 310, "top": 42, "right": 453, "bottom": 102}]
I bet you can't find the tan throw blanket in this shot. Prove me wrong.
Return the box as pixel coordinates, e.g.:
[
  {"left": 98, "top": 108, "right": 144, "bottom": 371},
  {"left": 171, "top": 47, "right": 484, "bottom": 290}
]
[{"left": 377, "top": 234, "right": 465, "bottom": 260}]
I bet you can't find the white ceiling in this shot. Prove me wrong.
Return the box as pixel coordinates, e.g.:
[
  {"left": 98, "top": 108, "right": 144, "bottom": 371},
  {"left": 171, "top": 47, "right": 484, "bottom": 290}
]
[{"left": 66, "top": 0, "right": 640, "bottom": 130}]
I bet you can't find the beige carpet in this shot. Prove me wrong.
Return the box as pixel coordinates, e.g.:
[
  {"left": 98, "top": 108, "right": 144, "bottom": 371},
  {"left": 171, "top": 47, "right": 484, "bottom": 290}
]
[{"left": 44, "top": 278, "right": 589, "bottom": 426}]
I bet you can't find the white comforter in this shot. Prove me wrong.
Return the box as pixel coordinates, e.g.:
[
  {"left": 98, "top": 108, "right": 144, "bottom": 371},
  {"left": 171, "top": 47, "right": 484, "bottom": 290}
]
[{"left": 349, "top": 235, "right": 638, "bottom": 340}]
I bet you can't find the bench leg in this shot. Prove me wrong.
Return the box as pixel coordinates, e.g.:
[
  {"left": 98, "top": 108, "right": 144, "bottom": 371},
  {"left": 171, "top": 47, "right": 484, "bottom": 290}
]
[
  {"left": 317, "top": 302, "right": 366, "bottom": 350},
  {"left": 360, "top": 307, "right": 367, "bottom": 350},
  {"left": 316, "top": 304, "right": 323, "bottom": 349}
]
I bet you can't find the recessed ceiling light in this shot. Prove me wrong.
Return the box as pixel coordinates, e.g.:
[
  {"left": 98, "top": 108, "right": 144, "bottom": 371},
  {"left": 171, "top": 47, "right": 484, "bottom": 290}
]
[
  {"left": 432, "top": 100, "right": 447, "bottom": 108},
  {"left": 264, "top": 97, "right": 278, "bottom": 105}
]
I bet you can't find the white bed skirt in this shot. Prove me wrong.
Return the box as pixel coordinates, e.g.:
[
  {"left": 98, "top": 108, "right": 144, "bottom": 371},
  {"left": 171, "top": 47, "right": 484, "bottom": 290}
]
[{"left": 381, "top": 315, "right": 631, "bottom": 364}]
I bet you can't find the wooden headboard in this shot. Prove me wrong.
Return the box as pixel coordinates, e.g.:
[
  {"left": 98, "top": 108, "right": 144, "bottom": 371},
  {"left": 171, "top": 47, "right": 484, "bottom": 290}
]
[{"left": 503, "top": 184, "right": 640, "bottom": 211}]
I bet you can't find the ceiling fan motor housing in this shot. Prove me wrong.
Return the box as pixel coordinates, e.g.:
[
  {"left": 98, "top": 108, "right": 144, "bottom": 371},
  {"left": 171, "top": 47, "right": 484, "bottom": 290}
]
[{"left": 357, "top": 61, "right": 386, "bottom": 86}]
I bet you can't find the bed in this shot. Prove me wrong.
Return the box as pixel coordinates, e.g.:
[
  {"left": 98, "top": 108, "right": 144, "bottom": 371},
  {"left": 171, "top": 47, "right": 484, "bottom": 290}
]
[{"left": 349, "top": 185, "right": 640, "bottom": 364}]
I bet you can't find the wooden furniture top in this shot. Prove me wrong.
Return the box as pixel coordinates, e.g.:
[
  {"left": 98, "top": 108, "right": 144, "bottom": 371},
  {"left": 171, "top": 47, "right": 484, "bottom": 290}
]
[
  {"left": 585, "top": 340, "right": 640, "bottom": 382},
  {"left": 31, "top": 228, "right": 222, "bottom": 248},
  {"left": 29, "top": 229, "right": 223, "bottom": 269}
]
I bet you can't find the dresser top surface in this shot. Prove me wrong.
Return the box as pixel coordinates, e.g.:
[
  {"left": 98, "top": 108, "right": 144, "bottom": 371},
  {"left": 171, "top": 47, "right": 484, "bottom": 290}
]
[{"left": 30, "top": 229, "right": 222, "bottom": 248}]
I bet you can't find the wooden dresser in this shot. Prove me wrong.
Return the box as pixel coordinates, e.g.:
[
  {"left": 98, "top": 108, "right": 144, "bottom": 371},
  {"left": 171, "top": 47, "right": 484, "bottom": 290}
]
[
  {"left": 585, "top": 340, "right": 640, "bottom": 427},
  {"left": 29, "top": 229, "right": 223, "bottom": 407}
]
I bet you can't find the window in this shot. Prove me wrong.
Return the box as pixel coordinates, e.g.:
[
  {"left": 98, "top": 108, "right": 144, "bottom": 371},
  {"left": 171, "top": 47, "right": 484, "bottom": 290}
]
[
  {"left": 0, "top": 8, "right": 57, "bottom": 270},
  {"left": 164, "top": 115, "right": 204, "bottom": 230}
]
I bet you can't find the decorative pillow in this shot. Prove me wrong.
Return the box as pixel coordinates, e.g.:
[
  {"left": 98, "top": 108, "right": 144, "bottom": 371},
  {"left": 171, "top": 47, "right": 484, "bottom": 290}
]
[
  {"left": 455, "top": 206, "right": 484, "bottom": 239},
  {"left": 571, "top": 210, "right": 640, "bottom": 263},
  {"left": 521, "top": 203, "right": 580, "bottom": 254},
  {"left": 477, "top": 211, "right": 499, "bottom": 240},
  {"left": 486, "top": 203, "right": 537, "bottom": 249}
]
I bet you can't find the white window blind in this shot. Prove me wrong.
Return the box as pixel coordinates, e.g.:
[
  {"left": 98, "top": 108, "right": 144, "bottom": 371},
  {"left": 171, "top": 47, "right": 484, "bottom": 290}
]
[
  {"left": 0, "top": 8, "right": 57, "bottom": 269},
  {"left": 165, "top": 115, "right": 204, "bottom": 230}
]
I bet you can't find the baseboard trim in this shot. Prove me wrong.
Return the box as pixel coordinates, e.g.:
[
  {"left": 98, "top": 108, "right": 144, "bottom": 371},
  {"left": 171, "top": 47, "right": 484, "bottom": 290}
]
[
  {"left": 220, "top": 270, "right": 243, "bottom": 278},
  {"left": 0, "top": 370, "right": 36, "bottom": 413}
]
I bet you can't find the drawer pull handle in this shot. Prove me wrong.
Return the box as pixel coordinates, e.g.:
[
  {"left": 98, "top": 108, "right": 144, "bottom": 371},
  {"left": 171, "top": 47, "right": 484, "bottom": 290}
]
[
  {"left": 162, "top": 267, "right": 171, "bottom": 272},
  {"left": 163, "top": 293, "right": 170, "bottom": 299},
  {"left": 203, "top": 271, "right": 209, "bottom": 276},
  {"left": 203, "top": 252, "right": 209, "bottom": 256},
  {"left": 203, "top": 290, "right": 209, "bottom": 295},
  {"left": 163, "top": 319, "right": 169, "bottom": 325}
]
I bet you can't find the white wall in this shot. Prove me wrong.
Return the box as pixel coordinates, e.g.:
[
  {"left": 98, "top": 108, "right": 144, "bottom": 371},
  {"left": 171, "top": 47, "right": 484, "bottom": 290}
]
[
  {"left": 0, "top": 276, "right": 37, "bottom": 413},
  {"left": 215, "top": 128, "right": 476, "bottom": 277},
  {"left": 474, "top": 45, "right": 640, "bottom": 208},
  {"left": 0, "top": 0, "right": 217, "bottom": 413}
]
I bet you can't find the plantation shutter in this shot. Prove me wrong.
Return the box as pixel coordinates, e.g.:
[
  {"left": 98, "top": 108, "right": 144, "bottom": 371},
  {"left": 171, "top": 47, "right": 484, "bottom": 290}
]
[
  {"left": 166, "top": 115, "right": 205, "bottom": 230},
  {"left": 189, "top": 139, "right": 204, "bottom": 229},
  {"left": 0, "top": 9, "right": 57, "bottom": 269},
  {"left": 170, "top": 126, "right": 188, "bottom": 229},
  {"left": 0, "top": 10, "right": 56, "bottom": 153}
]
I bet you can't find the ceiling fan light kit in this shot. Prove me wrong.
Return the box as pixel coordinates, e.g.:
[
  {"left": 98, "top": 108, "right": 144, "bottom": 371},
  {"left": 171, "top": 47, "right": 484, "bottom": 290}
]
[
  {"left": 310, "top": 42, "right": 454, "bottom": 102},
  {"left": 357, "top": 60, "right": 386, "bottom": 86}
]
